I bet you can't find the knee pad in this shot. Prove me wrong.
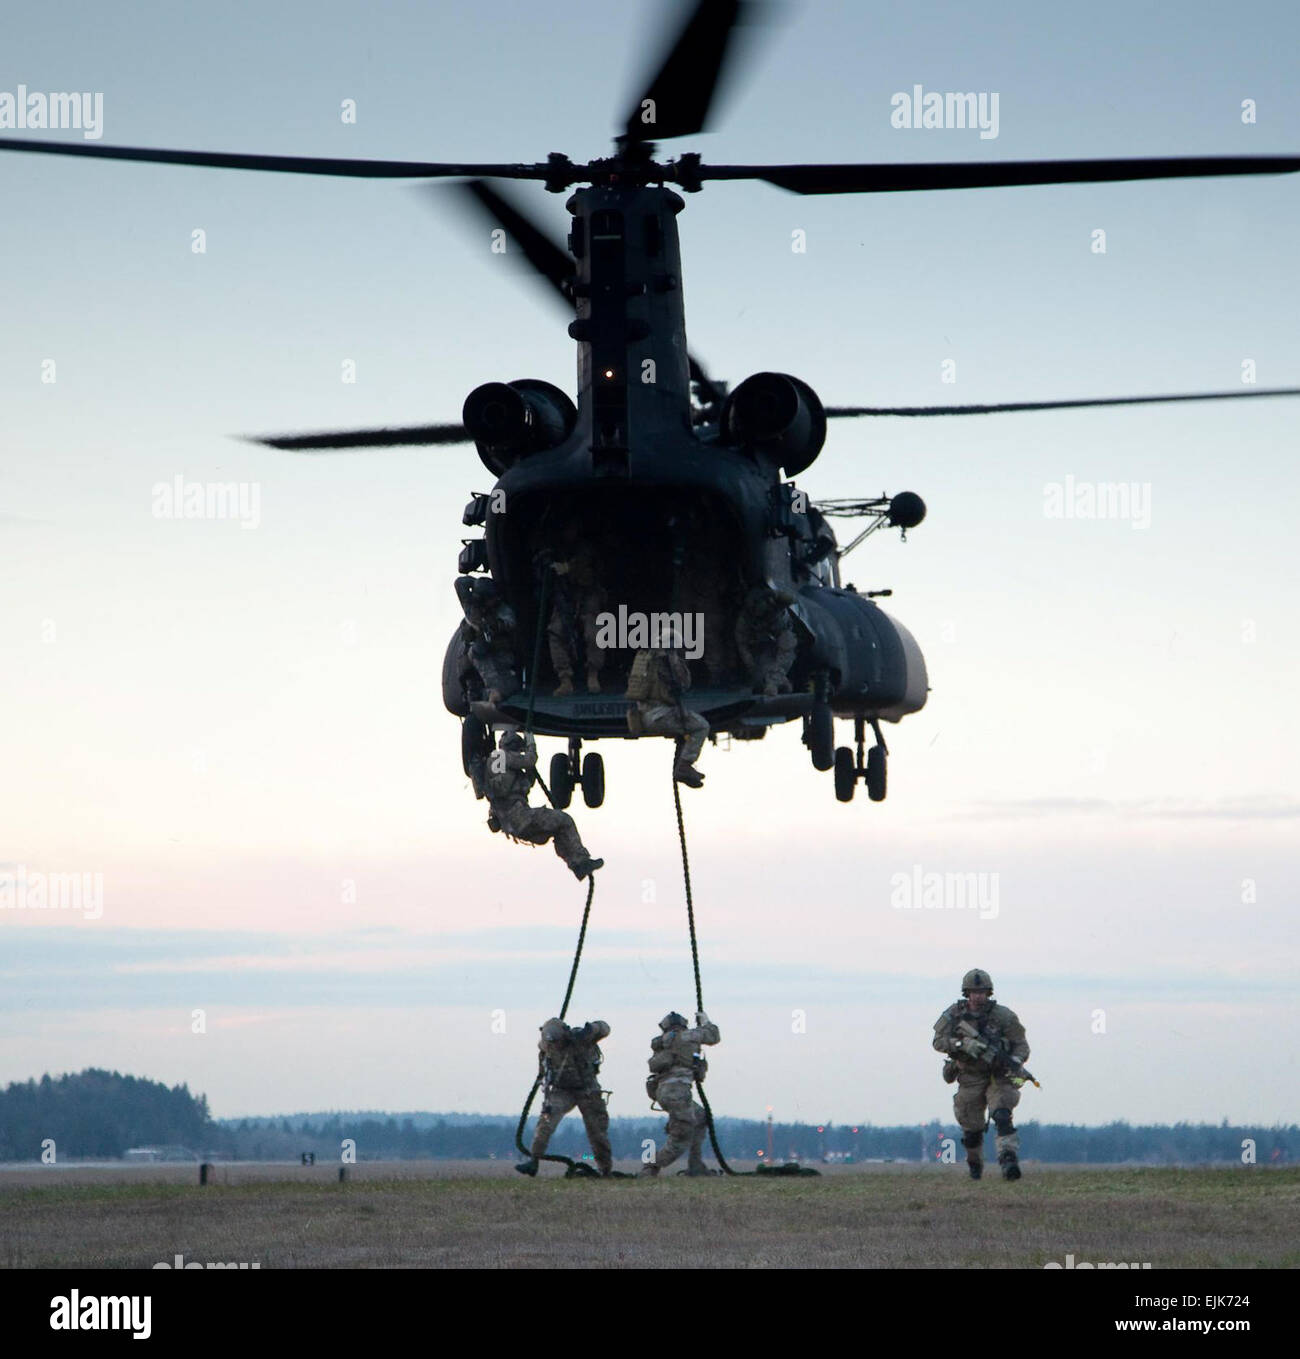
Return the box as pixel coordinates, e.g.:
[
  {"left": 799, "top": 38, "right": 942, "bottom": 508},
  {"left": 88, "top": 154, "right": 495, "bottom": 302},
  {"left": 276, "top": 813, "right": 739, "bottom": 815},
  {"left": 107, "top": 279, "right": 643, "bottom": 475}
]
[
  {"left": 962, "top": 1129, "right": 983, "bottom": 1149},
  {"left": 991, "top": 1108, "right": 1016, "bottom": 1135}
]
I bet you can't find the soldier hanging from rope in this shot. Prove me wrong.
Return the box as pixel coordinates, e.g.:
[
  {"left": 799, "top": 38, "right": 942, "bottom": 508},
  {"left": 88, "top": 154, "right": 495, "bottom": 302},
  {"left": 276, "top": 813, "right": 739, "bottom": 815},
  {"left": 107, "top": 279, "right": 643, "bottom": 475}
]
[
  {"left": 482, "top": 727, "right": 603, "bottom": 880},
  {"left": 625, "top": 647, "right": 710, "bottom": 787},
  {"left": 516, "top": 1018, "right": 613, "bottom": 1178}
]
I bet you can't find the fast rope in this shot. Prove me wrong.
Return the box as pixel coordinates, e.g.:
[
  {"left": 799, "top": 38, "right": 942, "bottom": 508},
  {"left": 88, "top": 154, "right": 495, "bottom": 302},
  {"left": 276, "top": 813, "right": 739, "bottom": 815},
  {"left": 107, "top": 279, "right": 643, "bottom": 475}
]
[
  {"left": 511, "top": 563, "right": 608, "bottom": 1176},
  {"left": 671, "top": 770, "right": 741, "bottom": 1177}
]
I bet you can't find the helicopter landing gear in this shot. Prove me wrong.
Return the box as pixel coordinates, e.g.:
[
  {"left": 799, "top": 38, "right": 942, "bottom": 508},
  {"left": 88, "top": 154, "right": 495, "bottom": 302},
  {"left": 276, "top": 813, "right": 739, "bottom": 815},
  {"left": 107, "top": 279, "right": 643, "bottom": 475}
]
[
  {"left": 831, "top": 716, "right": 888, "bottom": 803},
  {"left": 807, "top": 674, "right": 834, "bottom": 771},
  {"left": 833, "top": 746, "right": 856, "bottom": 801},
  {"left": 462, "top": 715, "right": 492, "bottom": 798},
  {"left": 550, "top": 737, "right": 601, "bottom": 810},
  {"left": 581, "top": 751, "right": 605, "bottom": 808},
  {"left": 549, "top": 750, "right": 574, "bottom": 808}
]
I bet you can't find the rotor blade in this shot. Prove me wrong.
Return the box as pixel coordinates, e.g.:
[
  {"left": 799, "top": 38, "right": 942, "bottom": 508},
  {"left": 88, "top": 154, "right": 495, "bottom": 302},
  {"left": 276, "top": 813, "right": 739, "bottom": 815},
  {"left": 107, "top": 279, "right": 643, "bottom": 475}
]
[
  {"left": 0, "top": 136, "right": 551, "bottom": 180},
  {"left": 452, "top": 180, "right": 575, "bottom": 305},
  {"left": 250, "top": 424, "right": 469, "bottom": 450},
  {"left": 623, "top": 0, "right": 752, "bottom": 144},
  {"left": 824, "top": 388, "right": 1300, "bottom": 418},
  {"left": 696, "top": 155, "right": 1300, "bottom": 195}
]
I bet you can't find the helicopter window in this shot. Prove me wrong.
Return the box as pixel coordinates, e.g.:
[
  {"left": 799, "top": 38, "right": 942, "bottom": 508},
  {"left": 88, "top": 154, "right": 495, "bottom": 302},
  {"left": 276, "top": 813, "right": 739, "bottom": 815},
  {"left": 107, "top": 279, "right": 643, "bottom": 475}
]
[{"left": 591, "top": 209, "right": 624, "bottom": 239}]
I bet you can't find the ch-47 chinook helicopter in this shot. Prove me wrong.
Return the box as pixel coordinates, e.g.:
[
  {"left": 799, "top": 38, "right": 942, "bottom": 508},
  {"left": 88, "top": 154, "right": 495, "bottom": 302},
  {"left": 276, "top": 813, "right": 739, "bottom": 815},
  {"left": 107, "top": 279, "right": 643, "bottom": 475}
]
[{"left": 6, "top": 1, "right": 1298, "bottom": 807}]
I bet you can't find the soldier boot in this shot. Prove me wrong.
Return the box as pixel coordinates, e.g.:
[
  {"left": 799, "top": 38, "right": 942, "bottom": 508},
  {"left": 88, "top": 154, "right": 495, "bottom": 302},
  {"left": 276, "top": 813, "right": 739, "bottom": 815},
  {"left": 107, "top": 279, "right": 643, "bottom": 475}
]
[
  {"left": 992, "top": 1106, "right": 1021, "bottom": 1179},
  {"left": 962, "top": 1127, "right": 984, "bottom": 1180}
]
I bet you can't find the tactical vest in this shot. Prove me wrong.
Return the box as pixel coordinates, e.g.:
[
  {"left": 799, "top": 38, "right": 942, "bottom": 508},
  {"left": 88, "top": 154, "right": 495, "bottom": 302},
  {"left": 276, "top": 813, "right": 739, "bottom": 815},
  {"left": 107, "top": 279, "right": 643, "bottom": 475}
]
[{"left": 544, "top": 1035, "right": 601, "bottom": 1091}]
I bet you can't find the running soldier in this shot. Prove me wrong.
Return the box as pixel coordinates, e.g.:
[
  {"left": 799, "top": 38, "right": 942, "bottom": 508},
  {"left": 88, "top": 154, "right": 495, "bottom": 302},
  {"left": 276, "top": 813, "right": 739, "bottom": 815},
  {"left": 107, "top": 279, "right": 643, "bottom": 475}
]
[
  {"left": 483, "top": 729, "right": 603, "bottom": 880},
  {"left": 639, "top": 1011, "right": 721, "bottom": 1177},
  {"left": 516, "top": 1018, "right": 613, "bottom": 1177},
  {"left": 932, "top": 969, "right": 1031, "bottom": 1181}
]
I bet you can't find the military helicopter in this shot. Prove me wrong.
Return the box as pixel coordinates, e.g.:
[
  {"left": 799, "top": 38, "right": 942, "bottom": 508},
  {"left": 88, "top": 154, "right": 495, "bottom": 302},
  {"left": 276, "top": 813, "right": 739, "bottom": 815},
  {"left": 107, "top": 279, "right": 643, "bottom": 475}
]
[{"left": 6, "top": 0, "right": 1298, "bottom": 808}]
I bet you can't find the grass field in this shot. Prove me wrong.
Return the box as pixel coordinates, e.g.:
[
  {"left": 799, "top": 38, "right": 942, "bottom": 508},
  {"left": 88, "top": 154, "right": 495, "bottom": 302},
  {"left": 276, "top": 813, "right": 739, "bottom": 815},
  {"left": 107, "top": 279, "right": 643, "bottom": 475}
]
[{"left": 3, "top": 1162, "right": 1296, "bottom": 1269}]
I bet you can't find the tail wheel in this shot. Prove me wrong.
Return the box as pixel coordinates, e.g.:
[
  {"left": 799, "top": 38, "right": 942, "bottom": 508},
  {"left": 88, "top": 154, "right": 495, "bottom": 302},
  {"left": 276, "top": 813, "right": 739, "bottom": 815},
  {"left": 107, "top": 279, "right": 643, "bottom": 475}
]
[
  {"left": 461, "top": 716, "right": 490, "bottom": 778},
  {"left": 581, "top": 752, "right": 605, "bottom": 808},
  {"left": 809, "top": 701, "right": 834, "bottom": 770},
  {"left": 833, "top": 746, "right": 856, "bottom": 802},
  {"left": 866, "top": 744, "right": 887, "bottom": 802},
  {"left": 549, "top": 752, "right": 574, "bottom": 809}
]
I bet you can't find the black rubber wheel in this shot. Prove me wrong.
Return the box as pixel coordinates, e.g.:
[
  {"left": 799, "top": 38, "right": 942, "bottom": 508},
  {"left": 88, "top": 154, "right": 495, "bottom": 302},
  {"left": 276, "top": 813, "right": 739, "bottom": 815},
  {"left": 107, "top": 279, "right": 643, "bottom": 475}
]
[
  {"left": 549, "top": 751, "right": 574, "bottom": 809},
  {"left": 866, "top": 744, "right": 887, "bottom": 802},
  {"left": 581, "top": 752, "right": 605, "bottom": 808},
  {"left": 461, "top": 716, "right": 490, "bottom": 778},
  {"left": 833, "top": 746, "right": 856, "bottom": 802},
  {"left": 809, "top": 701, "right": 834, "bottom": 771}
]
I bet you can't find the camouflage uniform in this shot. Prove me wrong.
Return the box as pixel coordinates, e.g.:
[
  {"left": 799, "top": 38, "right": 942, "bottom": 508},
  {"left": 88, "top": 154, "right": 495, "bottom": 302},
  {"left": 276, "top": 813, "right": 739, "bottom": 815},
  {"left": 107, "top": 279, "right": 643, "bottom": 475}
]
[
  {"left": 625, "top": 649, "right": 709, "bottom": 786},
  {"left": 679, "top": 555, "right": 736, "bottom": 686},
  {"left": 523, "top": 1018, "right": 613, "bottom": 1175},
  {"left": 735, "top": 586, "right": 797, "bottom": 696},
  {"left": 932, "top": 988, "right": 1030, "bottom": 1179},
  {"left": 548, "top": 546, "right": 608, "bottom": 695},
  {"left": 484, "top": 732, "right": 602, "bottom": 880},
  {"left": 641, "top": 1012, "right": 720, "bottom": 1175},
  {"left": 454, "top": 576, "right": 520, "bottom": 703}
]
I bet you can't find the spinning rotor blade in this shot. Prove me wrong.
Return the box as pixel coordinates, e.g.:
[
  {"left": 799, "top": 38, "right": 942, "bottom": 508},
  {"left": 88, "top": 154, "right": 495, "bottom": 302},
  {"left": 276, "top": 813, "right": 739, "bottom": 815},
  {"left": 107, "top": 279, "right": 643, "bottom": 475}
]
[
  {"left": 622, "top": 0, "right": 754, "bottom": 144},
  {"left": 698, "top": 155, "right": 1300, "bottom": 195},
  {"left": 0, "top": 136, "right": 550, "bottom": 180},
  {"left": 452, "top": 180, "right": 576, "bottom": 304},
  {"left": 251, "top": 424, "right": 469, "bottom": 450},
  {"left": 824, "top": 388, "right": 1300, "bottom": 419}
]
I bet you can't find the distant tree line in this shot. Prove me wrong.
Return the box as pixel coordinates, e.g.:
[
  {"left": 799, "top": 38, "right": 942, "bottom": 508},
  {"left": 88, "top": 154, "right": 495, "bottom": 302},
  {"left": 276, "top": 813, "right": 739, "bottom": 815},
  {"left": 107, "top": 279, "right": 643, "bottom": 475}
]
[
  {"left": 0, "top": 1069, "right": 229, "bottom": 1160},
  {"left": 2, "top": 1072, "right": 1293, "bottom": 1165}
]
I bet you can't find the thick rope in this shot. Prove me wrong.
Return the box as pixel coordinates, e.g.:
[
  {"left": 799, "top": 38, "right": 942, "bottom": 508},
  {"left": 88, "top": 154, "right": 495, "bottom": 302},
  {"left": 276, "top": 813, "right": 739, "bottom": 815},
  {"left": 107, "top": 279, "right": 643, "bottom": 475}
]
[{"left": 671, "top": 771, "right": 741, "bottom": 1177}]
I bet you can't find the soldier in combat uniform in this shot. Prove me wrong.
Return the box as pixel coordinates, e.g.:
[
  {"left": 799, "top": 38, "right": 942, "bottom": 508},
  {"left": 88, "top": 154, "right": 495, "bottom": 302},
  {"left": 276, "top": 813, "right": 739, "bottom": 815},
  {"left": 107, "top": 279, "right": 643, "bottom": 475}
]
[
  {"left": 548, "top": 544, "right": 608, "bottom": 696},
  {"left": 932, "top": 968, "right": 1031, "bottom": 1181},
  {"left": 624, "top": 648, "right": 710, "bottom": 788},
  {"left": 516, "top": 1018, "right": 613, "bottom": 1177},
  {"left": 735, "top": 585, "right": 797, "bottom": 697},
  {"left": 483, "top": 728, "right": 603, "bottom": 880},
  {"left": 639, "top": 1011, "right": 721, "bottom": 1177},
  {"left": 454, "top": 575, "right": 520, "bottom": 705}
]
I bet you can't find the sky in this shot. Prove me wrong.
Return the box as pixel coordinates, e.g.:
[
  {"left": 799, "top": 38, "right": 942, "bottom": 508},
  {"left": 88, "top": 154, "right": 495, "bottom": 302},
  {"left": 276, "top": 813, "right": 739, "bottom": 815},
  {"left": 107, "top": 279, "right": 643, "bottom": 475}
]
[{"left": 2, "top": 0, "right": 1298, "bottom": 1134}]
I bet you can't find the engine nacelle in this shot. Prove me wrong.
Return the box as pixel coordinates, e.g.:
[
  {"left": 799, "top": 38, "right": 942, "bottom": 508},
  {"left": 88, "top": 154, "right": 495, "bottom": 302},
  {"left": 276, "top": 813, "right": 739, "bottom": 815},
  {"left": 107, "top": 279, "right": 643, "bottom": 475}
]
[
  {"left": 462, "top": 378, "right": 577, "bottom": 476},
  {"left": 722, "top": 371, "right": 826, "bottom": 476}
]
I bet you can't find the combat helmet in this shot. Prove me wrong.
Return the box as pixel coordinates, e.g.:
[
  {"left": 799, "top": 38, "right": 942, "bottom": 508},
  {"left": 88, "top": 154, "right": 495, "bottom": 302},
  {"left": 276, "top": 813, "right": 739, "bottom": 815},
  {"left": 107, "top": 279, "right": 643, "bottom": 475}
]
[
  {"left": 539, "top": 1018, "right": 567, "bottom": 1043},
  {"left": 659, "top": 1011, "right": 688, "bottom": 1031},
  {"left": 499, "top": 725, "right": 526, "bottom": 752},
  {"left": 961, "top": 968, "right": 993, "bottom": 994}
]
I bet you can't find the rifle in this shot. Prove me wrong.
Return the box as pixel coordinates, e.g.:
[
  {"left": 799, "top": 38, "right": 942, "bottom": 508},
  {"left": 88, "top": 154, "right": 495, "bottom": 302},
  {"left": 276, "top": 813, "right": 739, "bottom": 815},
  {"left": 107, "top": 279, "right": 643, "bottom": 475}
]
[{"left": 953, "top": 1018, "right": 1041, "bottom": 1088}]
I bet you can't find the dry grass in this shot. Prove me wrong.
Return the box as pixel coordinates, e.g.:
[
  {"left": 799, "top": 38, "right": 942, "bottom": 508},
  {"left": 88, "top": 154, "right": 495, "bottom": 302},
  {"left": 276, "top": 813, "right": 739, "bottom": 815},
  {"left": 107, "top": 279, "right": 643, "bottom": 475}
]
[{"left": 3, "top": 1162, "right": 1296, "bottom": 1269}]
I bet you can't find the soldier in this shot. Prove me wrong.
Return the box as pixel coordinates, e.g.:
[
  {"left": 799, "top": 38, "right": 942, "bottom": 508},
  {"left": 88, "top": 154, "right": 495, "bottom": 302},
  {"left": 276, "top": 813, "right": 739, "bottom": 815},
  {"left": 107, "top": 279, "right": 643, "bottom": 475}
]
[
  {"left": 548, "top": 543, "right": 608, "bottom": 696},
  {"left": 735, "top": 585, "right": 797, "bottom": 697},
  {"left": 454, "top": 576, "right": 520, "bottom": 705},
  {"left": 516, "top": 1017, "right": 613, "bottom": 1177},
  {"left": 483, "top": 728, "right": 603, "bottom": 880},
  {"left": 624, "top": 648, "right": 710, "bottom": 788},
  {"left": 932, "top": 968, "right": 1031, "bottom": 1181},
  {"left": 639, "top": 1010, "right": 721, "bottom": 1177},
  {"left": 679, "top": 551, "right": 739, "bottom": 686}
]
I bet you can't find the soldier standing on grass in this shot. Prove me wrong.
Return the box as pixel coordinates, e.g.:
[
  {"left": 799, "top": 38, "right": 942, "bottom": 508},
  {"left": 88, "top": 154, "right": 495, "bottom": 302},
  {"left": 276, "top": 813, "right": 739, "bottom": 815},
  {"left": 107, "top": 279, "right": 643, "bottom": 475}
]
[
  {"left": 639, "top": 1011, "right": 721, "bottom": 1177},
  {"left": 516, "top": 1018, "right": 613, "bottom": 1177},
  {"left": 932, "top": 969, "right": 1031, "bottom": 1181}
]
